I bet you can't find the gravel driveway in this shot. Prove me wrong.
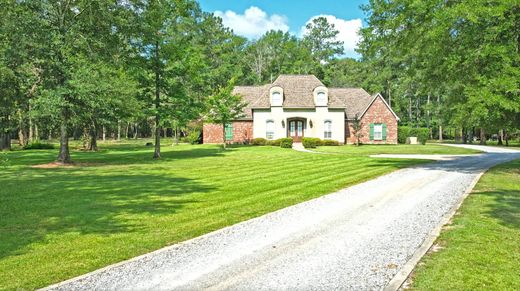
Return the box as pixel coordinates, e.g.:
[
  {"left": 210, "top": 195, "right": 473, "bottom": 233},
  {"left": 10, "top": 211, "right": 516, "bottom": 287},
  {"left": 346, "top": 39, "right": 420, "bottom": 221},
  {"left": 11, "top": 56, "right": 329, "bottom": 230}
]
[{"left": 45, "top": 144, "right": 520, "bottom": 291}]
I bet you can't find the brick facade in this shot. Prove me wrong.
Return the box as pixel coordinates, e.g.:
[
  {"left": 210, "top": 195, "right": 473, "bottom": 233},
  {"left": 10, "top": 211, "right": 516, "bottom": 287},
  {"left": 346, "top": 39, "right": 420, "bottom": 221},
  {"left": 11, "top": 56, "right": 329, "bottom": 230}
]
[
  {"left": 345, "top": 96, "right": 398, "bottom": 144},
  {"left": 203, "top": 121, "right": 253, "bottom": 144}
]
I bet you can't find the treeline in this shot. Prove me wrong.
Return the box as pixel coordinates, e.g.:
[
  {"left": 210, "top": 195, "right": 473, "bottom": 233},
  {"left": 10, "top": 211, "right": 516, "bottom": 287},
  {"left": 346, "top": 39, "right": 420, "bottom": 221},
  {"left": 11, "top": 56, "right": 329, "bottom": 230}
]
[
  {"left": 1, "top": 0, "right": 519, "bottom": 161},
  {"left": 356, "top": 0, "right": 520, "bottom": 144},
  {"left": 0, "top": 0, "right": 349, "bottom": 161}
]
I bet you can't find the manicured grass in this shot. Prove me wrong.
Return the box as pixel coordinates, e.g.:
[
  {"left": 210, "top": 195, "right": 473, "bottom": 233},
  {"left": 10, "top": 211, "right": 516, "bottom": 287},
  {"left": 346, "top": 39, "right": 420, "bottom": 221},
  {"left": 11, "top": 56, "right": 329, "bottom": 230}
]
[
  {"left": 0, "top": 141, "right": 474, "bottom": 289},
  {"left": 315, "top": 144, "right": 482, "bottom": 155},
  {"left": 410, "top": 159, "right": 520, "bottom": 290}
]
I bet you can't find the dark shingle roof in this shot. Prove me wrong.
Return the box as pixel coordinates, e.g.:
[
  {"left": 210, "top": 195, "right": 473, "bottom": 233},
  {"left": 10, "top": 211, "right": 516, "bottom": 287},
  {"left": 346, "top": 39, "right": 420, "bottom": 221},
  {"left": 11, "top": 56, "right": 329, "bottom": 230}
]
[{"left": 233, "top": 75, "right": 375, "bottom": 120}]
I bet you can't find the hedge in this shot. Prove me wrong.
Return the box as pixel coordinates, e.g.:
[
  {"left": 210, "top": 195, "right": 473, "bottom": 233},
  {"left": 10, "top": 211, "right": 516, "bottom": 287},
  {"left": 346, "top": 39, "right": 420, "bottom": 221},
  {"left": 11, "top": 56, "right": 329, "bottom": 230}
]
[
  {"left": 398, "top": 126, "right": 429, "bottom": 145},
  {"left": 251, "top": 138, "right": 267, "bottom": 146},
  {"left": 279, "top": 138, "right": 293, "bottom": 148},
  {"left": 23, "top": 142, "right": 55, "bottom": 150}
]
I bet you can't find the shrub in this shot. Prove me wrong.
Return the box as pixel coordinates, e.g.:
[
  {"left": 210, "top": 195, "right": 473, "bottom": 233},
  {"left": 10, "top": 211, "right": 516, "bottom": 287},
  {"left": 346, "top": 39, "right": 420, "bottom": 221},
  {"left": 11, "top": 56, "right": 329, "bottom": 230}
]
[
  {"left": 321, "top": 140, "right": 339, "bottom": 146},
  {"left": 279, "top": 138, "right": 293, "bottom": 148},
  {"left": 0, "top": 152, "right": 9, "bottom": 168},
  {"left": 186, "top": 130, "right": 201, "bottom": 145},
  {"left": 23, "top": 141, "right": 54, "bottom": 150},
  {"left": 267, "top": 138, "right": 283, "bottom": 146},
  {"left": 302, "top": 137, "right": 321, "bottom": 148},
  {"left": 398, "top": 126, "right": 429, "bottom": 145},
  {"left": 251, "top": 138, "right": 267, "bottom": 146}
]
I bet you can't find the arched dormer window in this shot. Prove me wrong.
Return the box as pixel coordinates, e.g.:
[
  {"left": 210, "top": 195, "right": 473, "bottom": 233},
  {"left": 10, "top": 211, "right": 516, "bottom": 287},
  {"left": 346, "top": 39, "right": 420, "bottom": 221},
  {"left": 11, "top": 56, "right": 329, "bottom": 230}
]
[
  {"left": 313, "top": 86, "right": 328, "bottom": 106},
  {"left": 317, "top": 92, "right": 327, "bottom": 104},
  {"left": 270, "top": 86, "right": 283, "bottom": 106}
]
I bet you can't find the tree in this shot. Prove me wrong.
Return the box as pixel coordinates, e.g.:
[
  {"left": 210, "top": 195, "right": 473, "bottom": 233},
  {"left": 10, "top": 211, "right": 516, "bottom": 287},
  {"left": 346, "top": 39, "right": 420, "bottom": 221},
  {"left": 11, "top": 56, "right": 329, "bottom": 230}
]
[
  {"left": 302, "top": 17, "right": 344, "bottom": 63},
  {"left": 351, "top": 115, "right": 364, "bottom": 146},
  {"left": 205, "top": 78, "right": 247, "bottom": 149}
]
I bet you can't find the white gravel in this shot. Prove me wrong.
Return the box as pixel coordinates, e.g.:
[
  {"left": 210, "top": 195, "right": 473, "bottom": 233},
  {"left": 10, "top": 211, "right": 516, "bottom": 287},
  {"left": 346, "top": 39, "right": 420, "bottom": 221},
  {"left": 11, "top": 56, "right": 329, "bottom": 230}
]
[{"left": 43, "top": 144, "right": 520, "bottom": 291}]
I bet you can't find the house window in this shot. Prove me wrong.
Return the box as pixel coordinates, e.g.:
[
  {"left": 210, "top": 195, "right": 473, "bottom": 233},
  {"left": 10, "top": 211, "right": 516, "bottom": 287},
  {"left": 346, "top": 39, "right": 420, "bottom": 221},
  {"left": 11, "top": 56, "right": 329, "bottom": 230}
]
[
  {"left": 324, "top": 120, "right": 332, "bottom": 139},
  {"left": 374, "top": 124, "right": 383, "bottom": 140},
  {"left": 225, "top": 123, "right": 233, "bottom": 141},
  {"left": 271, "top": 91, "right": 282, "bottom": 105},
  {"left": 317, "top": 91, "right": 327, "bottom": 105},
  {"left": 266, "top": 120, "right": 275, "bottom": 140}
]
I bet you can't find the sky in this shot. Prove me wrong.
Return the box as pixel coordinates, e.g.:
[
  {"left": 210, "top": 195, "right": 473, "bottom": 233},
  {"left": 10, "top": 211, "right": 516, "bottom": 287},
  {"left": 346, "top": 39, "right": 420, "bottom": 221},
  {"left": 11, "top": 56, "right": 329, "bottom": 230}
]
[{"left": 198, "top": 0, "right": 369, "bottom": 58}]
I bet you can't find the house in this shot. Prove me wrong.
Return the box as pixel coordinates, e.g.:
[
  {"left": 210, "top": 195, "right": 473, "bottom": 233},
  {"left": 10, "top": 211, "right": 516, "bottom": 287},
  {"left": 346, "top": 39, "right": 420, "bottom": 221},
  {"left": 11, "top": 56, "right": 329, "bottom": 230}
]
[{"left": 203, "top": 75, "right": 399, "bottom": 144}]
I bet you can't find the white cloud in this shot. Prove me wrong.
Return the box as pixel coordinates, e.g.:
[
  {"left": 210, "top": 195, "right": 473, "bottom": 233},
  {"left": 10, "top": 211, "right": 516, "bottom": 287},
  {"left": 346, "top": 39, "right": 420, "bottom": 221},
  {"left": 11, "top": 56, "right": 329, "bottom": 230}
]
[
  {"left": 301, "top": 15, "right": 363, "bottom": 58},
  {"left": 214, "top": 6, "right": 289, "bottom": 39}
]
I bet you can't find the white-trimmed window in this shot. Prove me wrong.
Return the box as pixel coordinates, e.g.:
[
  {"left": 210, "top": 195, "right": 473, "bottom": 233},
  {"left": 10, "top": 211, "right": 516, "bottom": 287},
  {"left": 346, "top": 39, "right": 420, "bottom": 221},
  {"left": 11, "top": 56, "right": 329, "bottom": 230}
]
[
  {"left": 317, "top": 91, "right": 327, "bottom": 105},
  {"left": 324, "top": 120, "right": 332, "bottom": 139},
  {"left": 374, "top": 124, "right": 383, "bottom": 140},
  {"left": 266, "top": 120, "right": 275, "bottom": 140},
  {"left": 271, "top": 91, "right": 282, "bottom": 105}
]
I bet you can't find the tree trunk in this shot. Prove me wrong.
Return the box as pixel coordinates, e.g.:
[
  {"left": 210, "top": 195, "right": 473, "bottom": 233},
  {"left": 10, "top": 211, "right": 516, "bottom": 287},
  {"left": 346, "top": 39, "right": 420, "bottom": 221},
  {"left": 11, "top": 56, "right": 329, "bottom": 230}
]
[
  {"left": 498, "top": 129, "right": 504, "bottom": 145},
  {"left": 173, "top": 126, "right": 179, "bottom": 146},
  {"left": 479, "top": 128, "right": 486, "bottom": 145},
  {"left": 18, "top": 128, "right": 26, "bottom": 147},
  {"left": 48, "top": 129, "right": 52, "bottom": 141},
  {"left": 89, "top": 125, "right": 98, "bottom": 151},
  {"left": 34, "top": 124, "right": 39, "bottom": 141},
  {"left": 134, "top": 123, "right": 138, "bottom": 139},
  {"left": 102, "top": 126, "right": 106, "bottom": 142},
  {"left": 504, "top": 130, "right": 509, "bottom": 146},
  {"left": 0, "top": 131, "right": 10, "bottom": 151},
  {"left": 153, "top": 40, "right": 161, "bottom": 159},
  {"left": 222, "top": 123, "right": 227, "bottom": 149},
  {"left": 438, "top": 125, "right": 443, "bottom": 142},
  {"left": 57, "top": 120, "right": 71, "bottom": 163},
  {"left": 125, "top": 122, "right": 129, "bottom": 139},
  {"left": 117, "top": 120, "right": 121, "bottom": 141},
  {"left": 461, "top": 128, "right": 467, "bottom": 144}
]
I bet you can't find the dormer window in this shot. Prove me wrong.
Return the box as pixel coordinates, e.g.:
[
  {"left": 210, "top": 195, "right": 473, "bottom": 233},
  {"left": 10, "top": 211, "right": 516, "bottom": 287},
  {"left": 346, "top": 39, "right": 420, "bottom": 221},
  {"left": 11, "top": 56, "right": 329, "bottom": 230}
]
[
  {"left": 270, "top": 86, "right": 283, "bottom": 106},
  {"left": 317, "top": 92, "right": 327, "bottom": 104},
  {"left": 272, "top": 92, "right": 282, "bottom": 104},
  {"left": 313, "top": 86, "right": 328, "bottom": 106}
]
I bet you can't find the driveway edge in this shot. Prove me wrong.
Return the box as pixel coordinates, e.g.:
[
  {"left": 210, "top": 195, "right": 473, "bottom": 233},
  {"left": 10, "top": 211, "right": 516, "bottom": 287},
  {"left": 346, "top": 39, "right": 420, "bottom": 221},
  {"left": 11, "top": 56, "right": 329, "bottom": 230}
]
[{"left": 383, "top": 171, "right": 485, "bottom": 291}]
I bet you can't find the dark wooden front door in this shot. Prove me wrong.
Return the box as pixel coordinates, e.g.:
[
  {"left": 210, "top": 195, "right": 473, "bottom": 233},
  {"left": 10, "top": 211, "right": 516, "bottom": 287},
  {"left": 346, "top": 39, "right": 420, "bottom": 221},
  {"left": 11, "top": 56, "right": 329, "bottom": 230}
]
[{"left": 288, "top": 120, "right": 304, "bottom": 142}]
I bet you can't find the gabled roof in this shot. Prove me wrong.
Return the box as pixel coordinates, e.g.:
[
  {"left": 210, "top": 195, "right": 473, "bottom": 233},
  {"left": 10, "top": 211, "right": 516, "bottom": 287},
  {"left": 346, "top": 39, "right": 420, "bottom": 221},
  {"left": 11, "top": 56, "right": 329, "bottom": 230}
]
[
  {"left": 232, "top": 75, "right": 394, "bottom": 120},
  {"left": 359, "top": 93, "right": 400, "bottom": 121}
]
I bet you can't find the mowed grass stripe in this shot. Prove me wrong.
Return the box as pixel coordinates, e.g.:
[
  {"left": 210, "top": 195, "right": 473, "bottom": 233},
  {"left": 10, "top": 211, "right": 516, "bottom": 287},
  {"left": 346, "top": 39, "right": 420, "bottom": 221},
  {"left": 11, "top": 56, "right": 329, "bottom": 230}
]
[{"left": 0, "top": 141, "right": 475, "bottom": 290}]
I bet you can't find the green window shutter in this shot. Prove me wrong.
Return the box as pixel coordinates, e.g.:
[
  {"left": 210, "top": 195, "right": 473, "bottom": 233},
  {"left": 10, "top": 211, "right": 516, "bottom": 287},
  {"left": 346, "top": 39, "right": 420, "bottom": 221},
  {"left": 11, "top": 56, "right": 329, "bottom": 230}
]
[
  {"left": 382, "top": 123, "right": 387, "bottom": 140},
  {"left": 225, "top": 123, "right": 233, "bottom": 141},
  {"left": 369, "top": 123, "right": 374, "bottom": 141}
]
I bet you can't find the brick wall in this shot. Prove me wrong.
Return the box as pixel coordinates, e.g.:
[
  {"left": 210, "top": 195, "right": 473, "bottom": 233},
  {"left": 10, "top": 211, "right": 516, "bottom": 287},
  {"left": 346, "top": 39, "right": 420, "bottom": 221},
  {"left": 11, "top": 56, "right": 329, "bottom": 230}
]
[
  {"left": 203, "top": 121, "right": 253, "bottom": 144},
  {"left": 345, "top": 96, "right": 398, "bottom": 144}
]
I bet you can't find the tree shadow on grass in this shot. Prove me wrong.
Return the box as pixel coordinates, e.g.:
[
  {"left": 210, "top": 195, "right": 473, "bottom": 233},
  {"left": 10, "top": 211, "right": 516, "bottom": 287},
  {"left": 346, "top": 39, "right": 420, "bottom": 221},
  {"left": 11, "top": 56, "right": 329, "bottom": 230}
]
[
  {"left": 7, "top": 145, "right": 231, "bottom": 167},
  {"left": 474, "top": 189, "right": 520, "bottom": 229},
  {"left": 0, "top": 169, "right": 214, "bottom": 259}
]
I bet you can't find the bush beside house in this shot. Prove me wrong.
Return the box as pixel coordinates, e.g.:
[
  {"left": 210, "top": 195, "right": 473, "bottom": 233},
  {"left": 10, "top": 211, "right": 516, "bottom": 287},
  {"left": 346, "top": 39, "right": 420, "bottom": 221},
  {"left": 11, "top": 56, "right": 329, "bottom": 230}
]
[{"left": 398, "top": 126, "right": 429, "bottom": 144}]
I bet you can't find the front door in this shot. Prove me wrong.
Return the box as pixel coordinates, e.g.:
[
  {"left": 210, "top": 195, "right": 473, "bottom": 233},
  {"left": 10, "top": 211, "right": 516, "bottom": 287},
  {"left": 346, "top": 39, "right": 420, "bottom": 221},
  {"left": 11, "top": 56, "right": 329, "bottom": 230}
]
[{"left": 288, "top": 120, "right": 304, "bottom": 142}]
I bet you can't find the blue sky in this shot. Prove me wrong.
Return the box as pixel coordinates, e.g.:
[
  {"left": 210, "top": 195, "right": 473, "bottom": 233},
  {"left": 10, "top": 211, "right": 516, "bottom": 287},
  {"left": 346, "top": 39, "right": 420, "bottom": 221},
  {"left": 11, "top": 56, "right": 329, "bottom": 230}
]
[{"left": 198, "top": 0, "right": 369, "bottom": 58}]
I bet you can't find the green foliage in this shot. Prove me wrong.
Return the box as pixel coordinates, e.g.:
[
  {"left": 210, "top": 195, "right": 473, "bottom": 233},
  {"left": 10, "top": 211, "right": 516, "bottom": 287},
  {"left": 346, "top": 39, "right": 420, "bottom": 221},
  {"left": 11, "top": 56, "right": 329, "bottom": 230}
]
[
  {"left": 251, "top": 138, "right": 267, "bottom": 146},
  {"left": 186, "top": 131, "right": 201, "bottom": 145},
  {"left": 302, "top": 137, "right": 321, "bottom": 148},
  {"left": 279, "top": 138, "right": 293, "bottom": 148},
  {"left": 0, "top": 151, "right": 9, "bottom": 168},
  {"left": 23, "top": 142, "right": 55, "bottom": 150},
  {"left": 398, "top": 126, "right": 429, "bottom": 145},
  {"left": 321, "top": 140, "right": 339, "bottom": 146}
]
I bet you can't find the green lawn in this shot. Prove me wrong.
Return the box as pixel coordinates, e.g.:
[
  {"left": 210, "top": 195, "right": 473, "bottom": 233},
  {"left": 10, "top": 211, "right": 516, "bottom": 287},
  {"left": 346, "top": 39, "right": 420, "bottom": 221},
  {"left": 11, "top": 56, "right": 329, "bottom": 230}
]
[
  {"left": 410, "top": 158, "right": 520, "bottom": 290},
  {"left": 0, "top": 141, "right": 477, "bottom": 290},
  {"left": 315, "top": 144, "right": 482, "bottom": 155}
]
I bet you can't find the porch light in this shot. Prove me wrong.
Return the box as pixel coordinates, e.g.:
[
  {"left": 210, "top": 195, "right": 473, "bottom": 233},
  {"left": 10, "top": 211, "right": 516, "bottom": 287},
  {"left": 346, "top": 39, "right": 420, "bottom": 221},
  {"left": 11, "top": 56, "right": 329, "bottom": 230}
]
[
  {"left": 282, "top": 120, "right": 285, "bottom": 128},
  {"left": 309, "top": 120, "right": 313, "bottom": 128}
]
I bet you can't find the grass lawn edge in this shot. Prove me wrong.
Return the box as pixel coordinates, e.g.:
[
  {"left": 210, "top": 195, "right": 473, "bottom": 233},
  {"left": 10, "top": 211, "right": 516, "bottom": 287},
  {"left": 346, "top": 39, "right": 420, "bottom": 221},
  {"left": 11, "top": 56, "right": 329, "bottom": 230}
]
[{"left": 383, "top": 170, "right": 486, "bottom": 291}]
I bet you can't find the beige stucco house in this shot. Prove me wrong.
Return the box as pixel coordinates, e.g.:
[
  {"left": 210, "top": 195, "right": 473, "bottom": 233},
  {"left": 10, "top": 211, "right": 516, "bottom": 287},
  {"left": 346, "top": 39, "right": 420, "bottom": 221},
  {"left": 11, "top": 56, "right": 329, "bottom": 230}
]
[{"left": 203, "top": 75, "right": 399, "bottom": 144}]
